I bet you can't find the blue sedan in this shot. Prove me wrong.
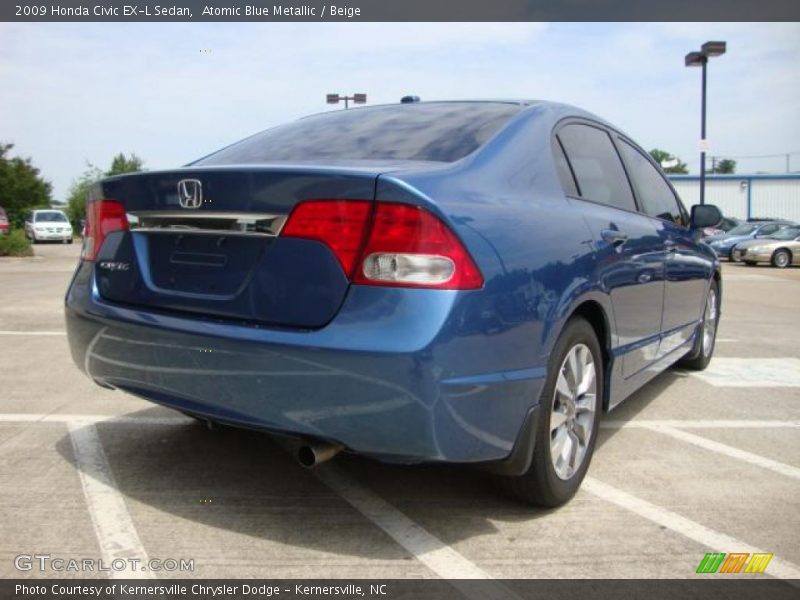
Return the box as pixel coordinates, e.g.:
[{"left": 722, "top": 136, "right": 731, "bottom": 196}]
[{"left": 66, "top": 101, "right": 722, "bottom": 506}]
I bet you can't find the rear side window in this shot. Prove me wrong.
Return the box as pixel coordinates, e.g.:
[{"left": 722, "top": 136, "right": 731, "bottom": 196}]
[
  {"left": 557, "top": 124, "right": 636, "bottom": 212},
  {"left": 194, "top": 103, "right": 523, "bottom": 165},
  {"left": 553, "top": 140, "right": 579, "bottom": 197},
  {"left": 758, "top": 224, "right": 781, "bottom": 236},
  {"left": 617, "top": 139, "right": 686, "bottom": 226}
]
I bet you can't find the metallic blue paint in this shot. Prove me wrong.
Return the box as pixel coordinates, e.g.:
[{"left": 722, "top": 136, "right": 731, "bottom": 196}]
[{"left": 65, "top": 101, "right": 719, "bottom": 466}]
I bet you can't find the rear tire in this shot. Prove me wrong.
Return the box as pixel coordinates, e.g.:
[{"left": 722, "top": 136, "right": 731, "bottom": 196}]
[
  {"left": 500, "top": 317, "right": 602, "bottom": 507},
  {"left": 771, "top": 249, "right": 791, "bottom": 268},
  {"left": 678, "top": 280, "right": 719, "bottom": 371}
]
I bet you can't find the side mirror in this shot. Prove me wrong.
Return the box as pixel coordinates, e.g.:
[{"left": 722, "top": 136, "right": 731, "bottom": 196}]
[{"left": 690, "top": 204, "right": 723, "bottom": 230}]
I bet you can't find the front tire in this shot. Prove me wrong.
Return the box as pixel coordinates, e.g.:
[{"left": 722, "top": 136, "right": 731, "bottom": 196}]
[
  {"left": 501, "top": 317, "right": 602, "bottom": 507},
  {"left": 678, "top": 280, "right": 719, "bottom": 371},
  {"left": 771, "top": 249, "right": 791, "bottom": 268}
]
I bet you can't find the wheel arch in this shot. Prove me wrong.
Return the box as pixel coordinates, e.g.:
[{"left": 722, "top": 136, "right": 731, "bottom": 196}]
[{"left": 563, "top": 297, "right": 614, "bottom": 411}]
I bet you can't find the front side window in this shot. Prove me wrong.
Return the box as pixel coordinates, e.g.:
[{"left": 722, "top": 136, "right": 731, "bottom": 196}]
[
  {"left": 758, "top": 224, "right": 781, "bottom": 236},
  {"left": 618, "top": 139, "right": 686, "bottom": 226},
  {"left": 556, "top": 124, "right": 636, "bottom": 212}
]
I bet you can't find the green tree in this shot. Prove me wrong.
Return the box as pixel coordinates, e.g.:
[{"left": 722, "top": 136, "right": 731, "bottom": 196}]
[
  {"left": 66, "top": 163, "right": 104, "bottom": 227},
  {"left": 649, "top": 149, "right": 689, "bottom": 174},
  {"left": 107, "top": 152, "right": 144, "bottom": 177},
  {"left": 710, "top": 158, "right": 736, "bottom": 174},
  {"left": 66, "top": 153, "right": 145, "bottom": 227},
  {"left": 0, "top": 142, "right": 53, "bottom": 228}
]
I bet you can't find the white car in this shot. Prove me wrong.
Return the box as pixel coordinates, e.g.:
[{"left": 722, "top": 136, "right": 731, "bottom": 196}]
[{"left": 24, "top": 209, "right": 73, "bottom": 244}]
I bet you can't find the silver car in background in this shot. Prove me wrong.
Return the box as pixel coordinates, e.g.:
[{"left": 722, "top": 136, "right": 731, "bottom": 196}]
[{"left": 733, "top": 227, "right": 800, "bottom": 268}]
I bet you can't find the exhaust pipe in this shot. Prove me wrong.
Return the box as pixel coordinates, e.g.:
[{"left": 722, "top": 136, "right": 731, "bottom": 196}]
[{"left": 296, "top": 442, "right": 343, "bottom": 468}]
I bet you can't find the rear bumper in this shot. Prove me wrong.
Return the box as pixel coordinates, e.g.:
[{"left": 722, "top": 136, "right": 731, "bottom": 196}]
[{"left": 65, "top": 261, "right": 545, "bottom": 465}]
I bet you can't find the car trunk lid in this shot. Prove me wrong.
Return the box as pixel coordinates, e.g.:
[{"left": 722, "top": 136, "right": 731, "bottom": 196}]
[{"left": 90, "top": 166, "right": 382, "bottom": 329}]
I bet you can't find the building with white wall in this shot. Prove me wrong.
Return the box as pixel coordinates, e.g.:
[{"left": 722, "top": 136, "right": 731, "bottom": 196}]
[{"left": 669, "top": 175, "right": 800, "bottom": 222}]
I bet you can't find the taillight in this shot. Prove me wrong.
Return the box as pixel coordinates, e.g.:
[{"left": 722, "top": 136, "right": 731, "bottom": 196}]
[
  {"left": 281, "top": 200, "right": 372, "bottom": 276},
  {"left": 281, "top": 200, "right": 483, "bottom": 290},
  {"left": 81, "top": 200, "right": 129, "bottom": 261}
]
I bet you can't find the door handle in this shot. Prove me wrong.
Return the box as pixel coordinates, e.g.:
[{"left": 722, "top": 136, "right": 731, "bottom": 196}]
[
  {"left": 664, "top": 239, "right": 678, "bottom": 253},
  {"left": 601, "top": 229, "right": 628, "bottom": 247}
]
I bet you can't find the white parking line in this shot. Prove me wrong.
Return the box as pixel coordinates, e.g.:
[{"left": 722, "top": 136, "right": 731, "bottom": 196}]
[
  {"left": 67, "top": 421, "right": 152, "bottom": 579},
  {"left": 4, "top": 412, "right": 800, "bottom": 584},
  {"left": 313, "top": 465, "right": 519, "bottom": 599},
  {"left": 0, "top": 330, "right": 66, "bottom": 336},
  {"left": 688, "top": 358, "right": 800, "bottom": 387},
  {"left": 1, "top": 412, "right": 514, "bottom": 592},
  {"left": 723, "top": 274, "right": 786, "bottom": 282},
  {"left": 641, "top": 424, "right": 800, "bottom": 481},
  {"left": 0, "top": 413, "right": 188, "bottom": 424},
  {"left": 582, "top": 477, "right": 800, "bottom": 580},
  {"left": 602, "top": 419, "right": 800, "bottom": 429}
]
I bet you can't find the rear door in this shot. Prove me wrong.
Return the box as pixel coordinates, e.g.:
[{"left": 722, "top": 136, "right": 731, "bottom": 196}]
[
  {"left": 556, "top": 122, "right": 666, "bottom": 378},
  {"left": 615, "top": 137, "right": 711, "bottom": 355}
]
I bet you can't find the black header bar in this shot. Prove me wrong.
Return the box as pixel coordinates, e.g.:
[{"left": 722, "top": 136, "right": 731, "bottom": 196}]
[{"left": 4, "top": 0, "right": 800, "bottom": 22}]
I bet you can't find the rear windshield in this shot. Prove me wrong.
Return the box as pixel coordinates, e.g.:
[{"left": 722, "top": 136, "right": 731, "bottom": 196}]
[
  {"left": 35, "top": 211, "right": 68, "bottom": 222},
  {"left": 193, "top": 103, "right": 523, "bottom": 165}
]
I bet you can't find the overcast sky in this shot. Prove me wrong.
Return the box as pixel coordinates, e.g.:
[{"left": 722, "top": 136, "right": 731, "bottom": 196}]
[{"left": 1, "top": 22, "right": 798, "bottom": 201}]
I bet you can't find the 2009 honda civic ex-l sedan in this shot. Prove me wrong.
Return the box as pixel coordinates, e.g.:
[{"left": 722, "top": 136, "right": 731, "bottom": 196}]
[{"left": 65, "top": 100, "right": 723, "bottom": 507}]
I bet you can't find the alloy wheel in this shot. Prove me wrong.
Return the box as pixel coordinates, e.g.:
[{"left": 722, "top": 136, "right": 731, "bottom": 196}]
[
  {"left": 702, "top": 288, "right": 718, "bottom": 357},
  {"left": 774, "top": 250, "right": 790, "bottom": 268},
  {"left": 550, "top": 343, "right": 597, "bottom": 480}
]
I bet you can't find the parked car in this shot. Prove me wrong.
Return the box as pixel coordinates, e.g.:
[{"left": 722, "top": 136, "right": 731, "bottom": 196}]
[
  {"left": 706, "top": 220, "right": 795, "bottom": 260},
  {"left": 702, "top": 216, "right": 740, "bottom": 238},
  {"left": 0, "top": 207, "right": 8, "bottom": 235},
  {"left": 65, "top": 101, "right": 723, "bottom": 507},
  {"left": 732, "top": 227, "right": 800, "bottom": 267},
  {"left": 24, "top": 209, "right": 73, "bottom": 243}
]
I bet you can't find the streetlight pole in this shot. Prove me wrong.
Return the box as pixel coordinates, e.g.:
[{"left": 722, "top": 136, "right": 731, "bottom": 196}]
[
  {"left": 700, "top": 55, "right": 707, "bottom": 205},
  {"left": 685, "top": 41, "right": 726, "bottom": 205}
]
